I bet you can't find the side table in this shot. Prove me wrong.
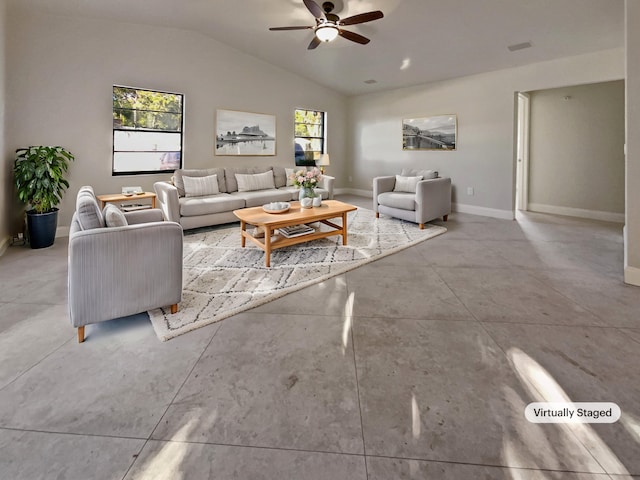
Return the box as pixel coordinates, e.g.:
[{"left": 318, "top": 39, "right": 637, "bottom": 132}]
[{"left": 96, "top": 192, "right": 157, "bottom": 210}]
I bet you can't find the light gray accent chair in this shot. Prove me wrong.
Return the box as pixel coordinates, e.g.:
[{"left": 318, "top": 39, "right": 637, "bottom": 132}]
[
  {"left": 373, "top": 169, "right": 452, "bottom": 229},
  {"left": 68, "top": 186, "right": 183, "bottom": 343},
  {"left": 155, "top": 166, "right": 335, "bottom": 230}
]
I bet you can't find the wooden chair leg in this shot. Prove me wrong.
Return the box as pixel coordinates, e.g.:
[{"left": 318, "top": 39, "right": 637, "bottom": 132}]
[
  {"left": 77, "top": 326, "right": 85, "bottom": 343},
  {"left": 443, "top": 214, "right": 449, "bottom": 221},
  {"left": 375, "top": 212, "right": 379, "bottom": 218},
  {"left": 170, "top": 304, "right": 178, "bottom": 314},
  {"left": 419, "top": 223, "right": 424, "bottom": 229}
]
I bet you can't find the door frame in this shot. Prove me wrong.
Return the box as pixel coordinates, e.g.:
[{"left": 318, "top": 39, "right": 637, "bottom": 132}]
[{"left": 516, "top": 92, "right": 530, "bottom": 211}]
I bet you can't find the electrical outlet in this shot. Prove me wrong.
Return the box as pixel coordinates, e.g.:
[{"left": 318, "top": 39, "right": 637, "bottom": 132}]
[
  {"left": 467, "top": 187, "right": 474, "bottom": 196},
  {"left": 348, "top": 176, "right": 353, "bottom": 182}
]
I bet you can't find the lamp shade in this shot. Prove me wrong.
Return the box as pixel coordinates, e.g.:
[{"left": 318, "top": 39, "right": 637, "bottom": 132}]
[
  {"left": 317, "top": 153, "right": 331, "bottom": 166},
  {"left": 315, "top": 25, "right": 339, "bottom": 42}
]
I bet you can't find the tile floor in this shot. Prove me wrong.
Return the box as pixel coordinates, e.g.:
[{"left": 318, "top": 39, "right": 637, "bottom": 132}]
[{"left": 0, "top": 194, "right": 639, "bottom": 479}]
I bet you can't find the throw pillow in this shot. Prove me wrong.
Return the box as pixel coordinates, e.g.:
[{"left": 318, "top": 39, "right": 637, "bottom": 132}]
[
  {"left": 285, "top": 168, "right": 296, "bottom": 186},
  {"left": 224, "top": 167, "right": 272, "bottom": 193},
  {"left": 103, "top": 204, "right": 128, "bottom": 228},
  {"left": 235, "top": 171, "right": 276, "bottom": 192},
  {"left": 183, "top": 174, "right": 220, "bottom": 197},
  {"left": 394, "top": 175, "right": 423, "bottom": 193},
  {"left": 174, "top": 168, "right": 226, "bottom": 196}
]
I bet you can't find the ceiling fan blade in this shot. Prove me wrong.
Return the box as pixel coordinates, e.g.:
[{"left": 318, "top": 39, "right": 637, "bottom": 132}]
[
  {"left": 338, "top": 29, "right": 370, "bottom": 45},
  {"left": 307, "top": 36, "right": 322, "bottom": 50},
  {"left": 339, "top": 10, "right": 384, "bottom": 26},
  {"left": 269, "top": 26, "right": 314, "bottom": 31},
  {"left": 303, "top": 0, "right": 325, "bottom": 19}
]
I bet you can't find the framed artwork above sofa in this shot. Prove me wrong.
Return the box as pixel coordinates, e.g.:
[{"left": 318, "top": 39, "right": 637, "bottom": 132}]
[{"left": 215, "top": 109, "right": 276, "bottom": 156}]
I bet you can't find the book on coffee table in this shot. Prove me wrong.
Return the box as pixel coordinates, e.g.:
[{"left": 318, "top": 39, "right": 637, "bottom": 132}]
[{"left": 278, "top": 224, "right": 315, "bottom": 238}]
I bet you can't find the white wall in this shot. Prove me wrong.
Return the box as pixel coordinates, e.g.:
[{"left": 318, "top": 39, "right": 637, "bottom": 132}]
[
  {"left": 0, "top": 0, "right": 7, "bottom": 253},
  {"left": 4, "top": 8, "right": 348, "bottom": 228},
  {"left": 625, "top": 0, "right": 640, "bottom": 286},
  {"left": 348, "top": 48, "right": 624, "bottom": 219},
  {"left": 528, "top": 80, "right": 625, "bottom": 222}
]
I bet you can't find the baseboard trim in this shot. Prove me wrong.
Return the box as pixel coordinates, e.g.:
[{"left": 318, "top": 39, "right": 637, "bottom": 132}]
[
  {"left": 528, "top": 203, "right": 624, "bottom": 223},
  {"left": 56, "top": 226, "right": 70, "bottom": 238},
  {"left": 452, "top": 203, "right": 514, "bottom": 220},
  {"left": 0, "top": 235, "right": 10, "bottom": 257},
  {"left": 335, "top": 187, "right": 372, "bottom": 197},
  {"left": 624, "top": 265, "right": 640, "bottom": 287}
]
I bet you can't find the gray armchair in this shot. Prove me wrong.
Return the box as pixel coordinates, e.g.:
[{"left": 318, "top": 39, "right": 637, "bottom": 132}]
[
  {"left": 68, "top": 187, "right": 183, "bottom": 342},
  {"left": 373, "top": 170, "right": 451, "bottom": 228}
]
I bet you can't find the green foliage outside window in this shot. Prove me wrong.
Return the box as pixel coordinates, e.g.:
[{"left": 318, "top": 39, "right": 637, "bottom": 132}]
[
  {"left": 295, "top": 109, "right": 325, "bottom": 159},
  {"left": 113, "top": 86, "right": 182, "bottom": 132}
]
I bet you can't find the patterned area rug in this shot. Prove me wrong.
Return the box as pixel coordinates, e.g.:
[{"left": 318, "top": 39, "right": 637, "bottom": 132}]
[{"left": 148, "top": 207, "right": 446, "bottom": 341}]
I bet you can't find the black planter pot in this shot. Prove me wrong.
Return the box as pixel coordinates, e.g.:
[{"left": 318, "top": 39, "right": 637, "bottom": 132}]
[{"left": 27, "top": 208, "right": 59, "bottom": 249}]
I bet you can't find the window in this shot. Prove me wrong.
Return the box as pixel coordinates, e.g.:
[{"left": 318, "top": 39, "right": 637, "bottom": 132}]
[
  {"left": 112, "top": 86, "right": 184, "bottom": 175},
  {"left": 294, "top": 109, "right": 325, "bottom": 167}
]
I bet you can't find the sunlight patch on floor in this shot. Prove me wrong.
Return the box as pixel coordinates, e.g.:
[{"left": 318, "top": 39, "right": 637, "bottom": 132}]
[
  {"left": 508, "top": 348, "right": 629, "bottom": 475},
  {"left": 342, "top": 292, "right": 354, "bottom": 355}
]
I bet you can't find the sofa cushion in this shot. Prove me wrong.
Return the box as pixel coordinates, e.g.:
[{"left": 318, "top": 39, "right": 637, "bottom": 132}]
[
  {"left": 103, "top": 204, "right": 128, "bottom": 227},
  {"left": 401, "top": 168, "right": 438, "bottom": 180},
  {"left": 179, "top": 193, "right": 245, "bottom": 217},
  {"left": 76, "top": 189, "right": 105, "bottom": 230},
  {"left": 225, "top": 166, "right": 272, "bottom": 193},
  {"left": 235, "top": 171, "right": 276, "bottom": 192},
  {"left": 285, "top": 168, "right": 296, "bottom": 186},
  {"left": 174, "top": 168, "right": 227, "bottom": 196},
  {"left": 394, "top": 175, "right": 423, "bottom": 193},
  {"left": 378, "top": 191, "right": 416, "bottom": 211},
  {"left": 272, "top": 166, "right": 288, "bottom": 188},
  {"left": 183, "top": 174, "right": 220, "bottom": 197},
  {"left": 230, "top": 189, "right": 292, "bottom": 208}
]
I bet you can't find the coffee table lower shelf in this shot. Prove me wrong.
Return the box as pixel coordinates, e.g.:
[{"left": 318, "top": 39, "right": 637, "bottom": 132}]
[
  {"left": 233, "top": 200, "right": 357, "bottom": 267},
  {"left": 240, "top": 219, "right": 345, "bottom": 267}
]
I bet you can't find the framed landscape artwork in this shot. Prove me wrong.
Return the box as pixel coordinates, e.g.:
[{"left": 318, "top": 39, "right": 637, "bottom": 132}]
[
  {"left": 402, "top": 114, "right": 457, "bottom": 150},
  {"left": 215, "top": 109, "right": 276, "bottom": 156}
]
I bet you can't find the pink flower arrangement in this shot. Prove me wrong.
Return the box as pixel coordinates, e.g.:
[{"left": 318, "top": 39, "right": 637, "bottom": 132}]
[{"left": 289, "top": 167, "right": 323, "bottom": 189}]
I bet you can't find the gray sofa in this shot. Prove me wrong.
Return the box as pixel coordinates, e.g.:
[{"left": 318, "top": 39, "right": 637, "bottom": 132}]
[
  {"left": 373, "top": 169, "right": 451, "bottom": 228},
  {"left": 154, "top": 166, "right": 335, "bottom": 230},
  {"left": 68, "top": 186, "right": 183, "bottom": 342}
]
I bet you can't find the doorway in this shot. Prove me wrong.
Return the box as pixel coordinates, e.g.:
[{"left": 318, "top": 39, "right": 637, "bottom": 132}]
[{"left": 515, "top": 92, "right": 530, "bottom": 212}]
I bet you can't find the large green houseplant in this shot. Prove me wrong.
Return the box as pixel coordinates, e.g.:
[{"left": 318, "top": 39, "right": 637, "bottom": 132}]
[{"left": 14, "top": 146, "right": 75, "bottom": 249}]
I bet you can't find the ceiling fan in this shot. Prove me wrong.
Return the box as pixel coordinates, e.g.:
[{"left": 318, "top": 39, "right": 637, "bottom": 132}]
[{"left": 269, "top": 0, "right": 384, "bottom": 50}]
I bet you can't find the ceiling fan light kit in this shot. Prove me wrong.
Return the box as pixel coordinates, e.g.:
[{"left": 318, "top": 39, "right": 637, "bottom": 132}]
[
  {"left": 315, "top": 24, "right": 339, "bottom": 42},
  {"left": 269, "top": 0, "right": 383, "bottom": 50}
]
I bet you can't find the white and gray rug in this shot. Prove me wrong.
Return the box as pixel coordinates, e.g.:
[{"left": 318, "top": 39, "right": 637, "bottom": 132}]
[{"left": 148, "top": 207, "right": 446, "bottom": 341}]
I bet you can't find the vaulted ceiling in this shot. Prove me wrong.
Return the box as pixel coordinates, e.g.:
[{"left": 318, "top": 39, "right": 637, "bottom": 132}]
[{"left": 9, "top": 0, "right": 625, "bottom": 95}]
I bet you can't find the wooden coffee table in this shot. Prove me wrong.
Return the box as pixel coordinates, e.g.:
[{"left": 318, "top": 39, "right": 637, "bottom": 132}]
[{"left": 233, "top": 200, "right": 357, "bottom": 267}]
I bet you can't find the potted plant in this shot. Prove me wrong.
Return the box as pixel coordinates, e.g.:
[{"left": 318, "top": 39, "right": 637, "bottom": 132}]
[{"left": 14, "top": 146, "right": 74, "bottom": 249}]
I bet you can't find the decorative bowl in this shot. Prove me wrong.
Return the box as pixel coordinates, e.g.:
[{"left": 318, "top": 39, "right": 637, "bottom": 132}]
[{"left": 262, "top": 202, "right": 290, "bottom": 214}]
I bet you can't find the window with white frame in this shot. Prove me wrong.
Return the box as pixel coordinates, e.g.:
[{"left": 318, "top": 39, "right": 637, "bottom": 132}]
[
  {"left": 294, "top": 109, "right": 325, "bottom": 166},
  {"left": 112, "top": 86, "right": 183, "bottom": 175}
]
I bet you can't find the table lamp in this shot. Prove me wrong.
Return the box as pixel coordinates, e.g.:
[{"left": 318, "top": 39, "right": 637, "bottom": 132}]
[{"left": 317, "top": 153, "right": 330, "bottom": 174}]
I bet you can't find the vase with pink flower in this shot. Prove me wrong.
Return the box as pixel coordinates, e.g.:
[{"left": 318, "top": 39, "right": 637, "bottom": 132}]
[{"left": 289, "top": 167, "right": 322, "bottom": 208}]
